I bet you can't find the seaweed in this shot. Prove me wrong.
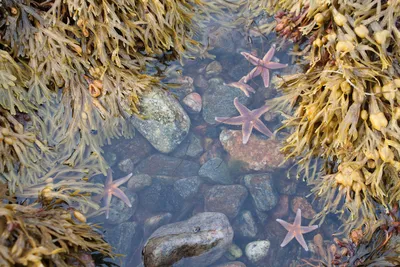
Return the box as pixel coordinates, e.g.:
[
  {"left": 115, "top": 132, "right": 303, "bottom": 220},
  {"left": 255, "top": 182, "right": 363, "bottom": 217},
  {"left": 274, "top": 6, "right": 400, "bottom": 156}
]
[
  {"left": 0, "top": 0, "right": 224, "bottom": 197},
  {"left": 0, "top": 183, "right": 114, "bottom": 267},
  {"left": 255, "top": 0, "right": 400, "bottom": 237}
]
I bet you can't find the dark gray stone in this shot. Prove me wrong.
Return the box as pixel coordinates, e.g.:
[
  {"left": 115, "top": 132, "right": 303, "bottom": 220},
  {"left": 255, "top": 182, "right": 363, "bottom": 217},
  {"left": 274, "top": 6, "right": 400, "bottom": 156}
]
[
  {"left": 202, "top": 78, "right": 250, "bottom": 124},
  {"left": 244, "top": 173, "right": 278, "bottom": 212},
  {"left": 127, "top": 174, "right": 152, "bottom": 192},
  {"left": 232, "top": 210, "right": 258, "bottom": 239},
  {"left": 105, "top": 221, "right": 139, "bottom": 258},
  {"left": 172, "top": 133, "right": 204, "bottom": 158},
  {"left": 139, "top": 179, "right": 184, "bottom": 213},
  {"left": 106, "top": 189, "right": 138, "bottom": 224},
  {"left": 199, "top": 157, "right": 232, "bottom": 185},
  {"left": 135, "top": 154, "right": 200, "bottom": 178},
  {"left": 174, "top": 176, "right": 202, "bottom": 199},
  {"left": 143, "top": 212, "right": 233, "bottom": 267},
  {"left": 204, "top": 185, "right": 248, "bottom": 219},
  {"left": 143, "top": 213, "right": 173, "bottom": 238}
]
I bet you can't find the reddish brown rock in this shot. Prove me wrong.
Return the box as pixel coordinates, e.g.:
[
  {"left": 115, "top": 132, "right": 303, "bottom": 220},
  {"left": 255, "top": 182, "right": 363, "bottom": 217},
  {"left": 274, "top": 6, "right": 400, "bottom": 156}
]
[
  {"left": 291, "top": 196, "right": 316, "bottom": 219},
  {"left": 219, "top": 129, "right": 286, "bottom": 172},
  {"left": 272, "top": 195, "right": 289, "bottom": 219},
  {"left": 182, "top": 92, "right": 202, "bottom": 114}
]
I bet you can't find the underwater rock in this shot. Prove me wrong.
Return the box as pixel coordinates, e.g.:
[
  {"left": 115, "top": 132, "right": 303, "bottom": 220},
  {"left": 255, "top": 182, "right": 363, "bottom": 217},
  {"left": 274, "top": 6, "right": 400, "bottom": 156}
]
[
  {"left": 118, "top": 158, "right": 135, "bottom": 174},
  {"left": 219, "top": 129, "right": 286, "bottom": 172},
  {"left": 194, "top": 74, "right": 209, "bottom": 90},
  {"left": 106, "top": 189, "right": 138, "bottom": 224},
  {"left": 245, "top": 240, "right": 270, "bottom": 264},
  {"left": 143, "top": 212, "right": 233, "bottom": 267},
  {"left": 174, "top": 176, "right": 202, "bottom": 199},
  {"left": 127, "top": 174, "right": 152, "bottom": 192},
  {"left": 166, "top": 76, "right": 195, "bottom": 100},
  {"left": 291, "top": 197, "right": 316, "bottom": 220},
  {"left": 130, "top": 89, "right": 190, "bottom": 153},
  {"left": 107, "top": 134, "right": 153, "bottom": 167},
  {"left": 271, "top": 195, "right": 289, "bottom": 220},
  {"left": 225, "top": 243, "right": 243, "bottom": 261},
  {"left": 199, "top": 157, "right": 233, "bottom": 185},
  {"left": 214, "top": 261, "right": 247, "bottom": 267},
  {"left": 205, "top": 61, "right": 223, "bottom": 78},
  {"left": 135, "top": 154, "right": 200, "bottom": 178},
  {"left": 182, "top": 92, "right": 202, "bottom": 114},
  {"left": 204, "top": 185, "right": 248, "bottom": 219},
  {"left": 105, "top": 221, "right": 139, "bottom": 262},
  {"left": 232, "top": 210, "right": 258, "bottom": 239},
  {"left": 139, "top": 179, "right": 184, "bottom": 213},
  {"left": 143, "top": 213, "right": 173, "bottom": 238},
  {"left": 202, "top": 78, "right": 250, "bottom": 124},
  {"left": 244, "top": 173, "right": 278, "bottom": 212},
  {"left": 172, "top": 133, "right": 204, "bottom": 158}
]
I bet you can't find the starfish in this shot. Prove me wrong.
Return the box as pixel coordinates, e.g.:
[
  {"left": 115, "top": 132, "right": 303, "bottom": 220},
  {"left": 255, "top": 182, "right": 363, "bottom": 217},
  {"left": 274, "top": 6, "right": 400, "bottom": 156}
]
[
  {"left": 215, "top": 97, "right": 273, "bottom": 144},
  {"left": 224, "top": 77, "right": 256, "bottom": 97},
  {"left": 240, "top": 44, "right": 287, "bottom": 88},
  {"left": 100, "top": 169, "right": 133, "bottom": 219},
  {"left": 276, "top": 209, "right": 318, "bottom": 251}
]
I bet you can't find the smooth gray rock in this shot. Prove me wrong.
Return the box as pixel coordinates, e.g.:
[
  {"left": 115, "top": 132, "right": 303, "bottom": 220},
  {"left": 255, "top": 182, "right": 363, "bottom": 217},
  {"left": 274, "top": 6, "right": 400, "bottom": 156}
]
[
  {"left": 199, "top": 157, "right": 232, "bottom": 185},
  {"left": 143, "top": 213, "right": 173, "bottom": 238},
  {"left": 204, "top": 185, "right": 248, "bottom": 219},
  {"left": 202, "top": 78, "right": 250, "bottom": 124},
  {"left": 244, "top": 173, "right": 278, "bottom": 212},
  {"left": 143, "top": 212, "right": 233, "bottom": 267},
  {"left": 172, "top": 133, "right": 204, "bottom": 158},
  {"left": 130, "top": 88, "right": 190, "bottom": 153}
]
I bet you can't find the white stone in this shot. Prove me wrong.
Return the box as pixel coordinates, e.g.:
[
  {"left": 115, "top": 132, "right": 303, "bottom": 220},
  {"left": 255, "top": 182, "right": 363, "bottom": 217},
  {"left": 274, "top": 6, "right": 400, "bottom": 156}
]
[{"left": 245, "top": 240, "right": 270, "bottom": 263}]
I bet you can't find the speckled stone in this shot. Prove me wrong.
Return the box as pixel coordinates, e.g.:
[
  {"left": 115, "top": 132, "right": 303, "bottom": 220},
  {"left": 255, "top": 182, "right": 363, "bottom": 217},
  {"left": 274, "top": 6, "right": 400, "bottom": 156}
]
[
  {"left": 130, "top": 88, "right": 190, "bottom": 153},
  {"left": 244, "top": 173, "right": 278, "bottom": 212},
  {"left": 219, "top": 129, "right": 286, "bottom": 173},
  {"left": 199, "top": 157, "right": 233, "bottom": 185},
  {"left": 245, "top": 240, "right": 270, "bottom": 264}
]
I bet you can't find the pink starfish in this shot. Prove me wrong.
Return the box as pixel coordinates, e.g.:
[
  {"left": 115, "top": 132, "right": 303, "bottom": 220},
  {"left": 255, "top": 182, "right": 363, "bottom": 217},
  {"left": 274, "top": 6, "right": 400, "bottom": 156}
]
[
  {"left": 215, "top": 97, "right": 273, "bottom": 144},
  {"left": 224, "top": 77, "right": 256, "bottom": 97},
  {"left": 240, "top": 44, "right": 287, "bottom": 88},
  {"left": 100, "top": 169, "right": 133, "bottom": 219},
  {"left": 276, "top": 209, "right": 318, "bottom": 251}
]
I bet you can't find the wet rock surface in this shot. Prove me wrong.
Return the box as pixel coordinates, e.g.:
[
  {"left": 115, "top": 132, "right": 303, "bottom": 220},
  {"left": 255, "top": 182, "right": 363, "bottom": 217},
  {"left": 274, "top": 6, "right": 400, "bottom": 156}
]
[
  {"left": 245, "top": 240, "right": 270, "bottom": 264},
  {"left": 130, "top": 88, "right": 190, "bottom": 153},
  {"left": 220, "top": 129, "right": 286, "bottom": 172},
  {"left": 127, "top": 174, "right": 152, "bottom": 192},
  {"left": 232, "top": 210, "right": 258, "bottom": 239},
  {"left": 202, "top": 78, "right": 249, "bottom": 124},
  {"left": 174, "top": 176, "right": 202, "bottom": 199},
  {"left": 106, "top": 189, "right": 138, "bottom": 224},
  {"left": 204, "top": 185, "right": 248, "bottom": 219},
  {"left": 172, "top": 133, "right": 204, "bottom": 158},
  {"left": 135, "top": 154, "right": 200, "bottom": 177},
  {"left": 214, "top": 261, "right": 247, "bottom": 267},
  {"left": 143, "top": 212, "right": 233, "bottom": 267},
  {"left": 199, "top": 157, "right": 233, "bottom": 184},
  {"left": 244, "top": 173, "right": 278, "bottom": 212},
  {"left": 139, "top": 179, "right": 184, "bottom": 213},
  {"left": 105, "top": 221, "right": 139, "bottom": 265}
]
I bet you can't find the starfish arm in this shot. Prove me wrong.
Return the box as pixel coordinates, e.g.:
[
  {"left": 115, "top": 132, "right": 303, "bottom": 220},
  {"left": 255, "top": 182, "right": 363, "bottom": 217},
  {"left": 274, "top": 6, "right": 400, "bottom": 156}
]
[
  {"left": 276, "top": 219, "right": 294, "bottom": 231},
  {"left": 113, "top": 173, "right": 133, "bottom": 187},
  {"left": 242, "top": 121, "right": 253, "bottom": 144},
  {"left": 295, "top": 231, "right": 309, "bottom": 251},
  {"left": 215, "top": 116, "right": 245, "bottom": 125},
  {"left": 294, "top": 209, "right": 302, "bottom": 226},
  {"left": 261, "top": 68, "right": 270, "bottom": 87},
  {"left": 253, "top": 119, "right": 273, "bottom": 137},
  {"left": 112, "top": 187, "right": 132, "bottom": 207},
  {"left": 226, "top": 82, "right": 254, "bottom": 97},
  {"left": 105, "top": 168, "right": 113, "bottom": 186},
  {"left": 300, "top": 225, "right": 319, "bottom": 234},
  {"left": 265, "top": 62, "right": 288, "bottom": 69},
  {"left": 240, "top": 52, "right": 263, "bottom": 66},
  {"left": 252, "top": 104, "right": 272, "bottom": 118},
  {"left": 103, "top": 192, "right": 112, "bottom": 219},
  {"left": 243, "top": 66, "right": 262, "bottom": 83},
  {"left": 262, "top": 44, "right": 276, "bottom": 62},
  {"left": 280, "top": 231, "right": 295, "bottom": 248},
  {"left": 233, "top": 97, "right": 251, "bottom": 116}
]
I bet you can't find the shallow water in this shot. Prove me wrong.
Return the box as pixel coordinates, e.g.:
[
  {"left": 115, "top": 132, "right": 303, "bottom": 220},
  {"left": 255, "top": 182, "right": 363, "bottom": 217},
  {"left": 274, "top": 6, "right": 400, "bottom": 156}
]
[{"left": 94, "top": 12, "right": 340, "bottom": 267}]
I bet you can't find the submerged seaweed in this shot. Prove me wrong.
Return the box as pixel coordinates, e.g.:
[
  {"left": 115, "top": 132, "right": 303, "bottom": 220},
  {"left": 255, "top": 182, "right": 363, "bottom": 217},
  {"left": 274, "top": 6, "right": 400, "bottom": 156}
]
[{"left": 257, "top": 0, "right": 400, "bottom": 237}]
